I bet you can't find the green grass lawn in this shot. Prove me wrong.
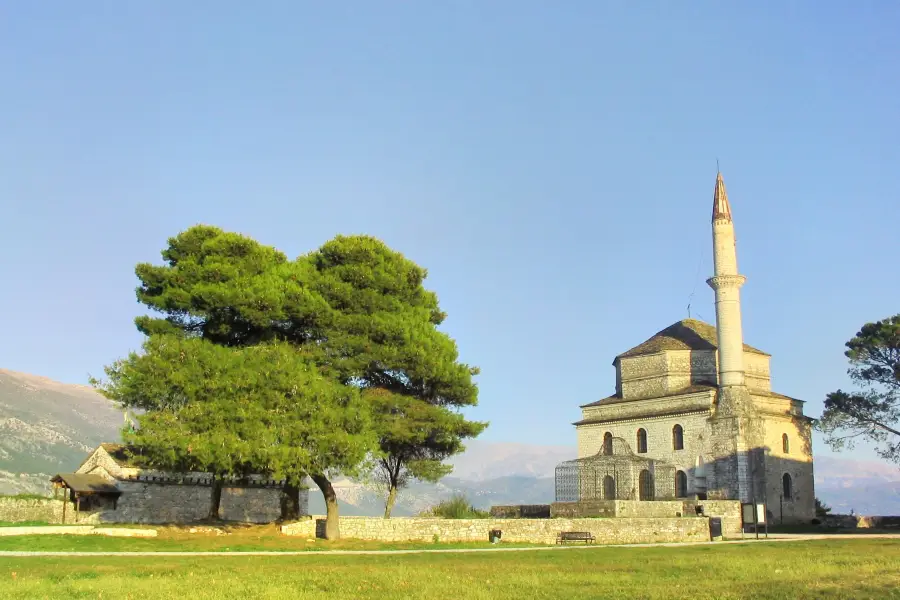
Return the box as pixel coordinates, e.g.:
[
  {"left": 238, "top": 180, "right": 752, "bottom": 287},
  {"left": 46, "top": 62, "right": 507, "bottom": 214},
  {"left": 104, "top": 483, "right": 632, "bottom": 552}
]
[
  {"left": 1, "top": 539, "right": 899, "bottom": 599},
  {"left": 0, "top": 534, "right": 540, "bottom": 553}
]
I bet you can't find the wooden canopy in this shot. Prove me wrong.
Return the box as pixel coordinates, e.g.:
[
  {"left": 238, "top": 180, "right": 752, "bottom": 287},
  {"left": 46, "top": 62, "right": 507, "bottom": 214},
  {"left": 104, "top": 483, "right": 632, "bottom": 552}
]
[
  {"left": 51, "top": 473, "right": 121, "bottom": 495},
  {"left": 50, "top": 473, "right": 121, "bottom": 523}
]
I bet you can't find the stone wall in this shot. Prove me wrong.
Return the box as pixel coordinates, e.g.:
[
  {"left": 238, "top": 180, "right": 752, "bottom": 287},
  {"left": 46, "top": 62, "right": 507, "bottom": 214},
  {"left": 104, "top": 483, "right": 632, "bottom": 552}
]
[
  {"left": 89, "top": 482, "right": 303, "bottom": 524},
  {"left": 0, "top": 497, "right": 99, "bottom": 524},
  {"left": 549, "top": 499, "right": 741, "bottom": 535},
  {"left": 489, "top": 505, "right": 551, "bottom": 519},
  {"left": 0, "top": 497, "right": 64, "bottom": 523},
  {"left": 283, "top": 515, "right": 715, "bottom": 545},
  {"left": 550, "top": 501, "right": 617, "bottom": 518},
  {"left": 613, "top": 500, "right": 685, "bottom": 518},
  {"left": 577, "top": 410, "right": 712, "bottom": 498},
  {"left": 760, "top": 414, "right": 816, "bottom": 524}
]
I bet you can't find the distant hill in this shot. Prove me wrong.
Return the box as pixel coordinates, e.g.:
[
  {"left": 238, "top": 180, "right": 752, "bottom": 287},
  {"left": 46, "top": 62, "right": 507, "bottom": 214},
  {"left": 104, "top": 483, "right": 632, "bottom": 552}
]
[
  {"left": 2, "top": 368, "right": 899, "bottom": 516},
  {"left": 0, "top": 369, "right": 123, "bottom": 494}
]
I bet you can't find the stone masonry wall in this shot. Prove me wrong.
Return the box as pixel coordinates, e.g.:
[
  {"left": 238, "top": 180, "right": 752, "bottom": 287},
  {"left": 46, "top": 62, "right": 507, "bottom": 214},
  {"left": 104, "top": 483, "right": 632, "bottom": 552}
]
[
  {"left": 577, "top": 411, "right": 712, "bottom": 498},
  {"left": 283, "top": 516, "right": 714, "bottom": 545},
  {"left": 550, "top": 501, "right": 618, "bottom": 518},
  {"left": 550, "top": 500, "right": 741, "bottom": 535},
  {"left": 761, "top": 414, "right": 815, "bottom": 523},
  {"left": 0, "top": 497, "right": 99, "bottom": 524},
  {"left": 0, "top": 498, "right": 64, "bottom": 523},
  {"left": 90, "top": 482, "right": 303, "bottom": 524}
]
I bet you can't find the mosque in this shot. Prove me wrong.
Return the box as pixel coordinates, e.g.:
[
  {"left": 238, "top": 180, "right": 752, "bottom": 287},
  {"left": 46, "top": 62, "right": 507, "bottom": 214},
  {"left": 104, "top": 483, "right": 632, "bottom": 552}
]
[{"left": 561, "top": 172, "right": 815, "bottom": 523}]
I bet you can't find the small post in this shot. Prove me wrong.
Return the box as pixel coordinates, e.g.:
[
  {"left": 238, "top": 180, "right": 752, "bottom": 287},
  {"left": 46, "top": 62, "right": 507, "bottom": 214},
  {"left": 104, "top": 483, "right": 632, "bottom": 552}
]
[
  {"left": 61, "top": 489, "right": 67, "bottom": 525},
  {"left": 754, "top": 503, "right": 759, "bottom": 540}
]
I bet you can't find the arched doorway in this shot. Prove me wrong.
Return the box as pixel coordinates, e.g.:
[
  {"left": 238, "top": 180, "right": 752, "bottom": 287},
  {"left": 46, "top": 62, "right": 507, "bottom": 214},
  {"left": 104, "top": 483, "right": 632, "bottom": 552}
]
[
  {"left": 638, "top": 469, "right": 653, "bottom": 501},
  {"left": 603, "top": 475, "right": 616, "bottom": 500},
  {"left": 675, "top": 470, "right": 687, "bottom": 498}
]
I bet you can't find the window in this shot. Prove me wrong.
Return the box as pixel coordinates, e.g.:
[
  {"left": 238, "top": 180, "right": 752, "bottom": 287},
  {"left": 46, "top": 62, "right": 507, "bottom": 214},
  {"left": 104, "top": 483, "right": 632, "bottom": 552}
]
[
  {"left": 603, "top": 432, "right": 613, "bottom": 455},
  {"left": 637, "top": 428, "right": 648, "bottom": 454},
  {"left": 782, "top": 434, "right": 790, "bottom": 454},
  {"left": 782, "top": 473, "right": 793, "bottom": 500},
  {"left": 673, "top": 424, "right": 684, "bottom": 451},
  {"left": 603, "top": 475, "right": 616, "bottom": 500},
  {"left": 675, "top": 470, "right": 687, "bottom": 498},
  {"left": 638, "top": 469, "right": 654, "bottom": 501}
]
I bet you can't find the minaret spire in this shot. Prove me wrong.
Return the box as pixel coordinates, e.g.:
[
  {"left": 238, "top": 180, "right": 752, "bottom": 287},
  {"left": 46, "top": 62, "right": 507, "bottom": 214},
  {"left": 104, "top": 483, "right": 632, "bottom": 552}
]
[
  {"left": 706, "top": 171, "right": 746, "bottom": 387},
  {"left": 712, "top": 172, "right": 732, "bottom": 223}
]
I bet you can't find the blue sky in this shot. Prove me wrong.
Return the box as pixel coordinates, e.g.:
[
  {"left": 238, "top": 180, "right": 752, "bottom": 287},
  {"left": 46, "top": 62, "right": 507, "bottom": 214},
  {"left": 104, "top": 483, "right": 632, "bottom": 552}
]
[{"left": 2, "top": 2, "right": 898, "bottom": 461}]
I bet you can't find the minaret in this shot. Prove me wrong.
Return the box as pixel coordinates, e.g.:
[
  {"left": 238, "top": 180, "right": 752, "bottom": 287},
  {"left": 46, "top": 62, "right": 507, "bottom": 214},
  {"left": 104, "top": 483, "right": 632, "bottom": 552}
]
[{"left": 706, "top": 172, "right": 747, "bottom": 388}]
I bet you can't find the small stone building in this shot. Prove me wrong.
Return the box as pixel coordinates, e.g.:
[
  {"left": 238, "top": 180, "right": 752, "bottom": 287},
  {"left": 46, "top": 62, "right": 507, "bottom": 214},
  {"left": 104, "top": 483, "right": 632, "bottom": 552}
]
[
  {"left": 63, "top": 443, "right": 309, "bottom": 524},
  {"left": 566, "top": 173, "right": 816, "bottom": 524}
]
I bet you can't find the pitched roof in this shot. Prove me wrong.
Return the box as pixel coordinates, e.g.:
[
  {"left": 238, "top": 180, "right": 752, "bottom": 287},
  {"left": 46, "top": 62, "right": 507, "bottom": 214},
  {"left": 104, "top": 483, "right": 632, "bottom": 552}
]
[
  {"left": 99, "top": 443, "right": 145, "bottom": 468},
  {"left": 580, "top": 384, "right": 716, "bottom": 409},
  {"left": 616, "top": 319, "right": 768, "bottom": 360},
  {"left": 51, "top": 473, "right": 121, "bottom": 495}
]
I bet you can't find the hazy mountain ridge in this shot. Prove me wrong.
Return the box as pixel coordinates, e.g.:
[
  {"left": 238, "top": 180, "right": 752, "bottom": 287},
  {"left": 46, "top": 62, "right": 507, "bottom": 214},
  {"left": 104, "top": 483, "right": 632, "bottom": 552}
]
[
  {"left": 0, "top": 369, "right": 124, "bottom": 494},
  {"left": 2, "top": 368, "right": 899, "bottom": 516}
]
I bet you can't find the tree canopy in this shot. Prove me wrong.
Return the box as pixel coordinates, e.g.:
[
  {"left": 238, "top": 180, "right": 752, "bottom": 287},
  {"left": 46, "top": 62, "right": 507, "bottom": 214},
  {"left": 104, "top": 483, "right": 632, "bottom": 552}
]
[
  {"left": 95, "top": 225, "right": 485, "bottom": 533},
  {"left": 819, "top": 314, "right": 900, "bottom": 464},
  {"left": 93, "top": 335, "right": 374, "bottom": 520}
]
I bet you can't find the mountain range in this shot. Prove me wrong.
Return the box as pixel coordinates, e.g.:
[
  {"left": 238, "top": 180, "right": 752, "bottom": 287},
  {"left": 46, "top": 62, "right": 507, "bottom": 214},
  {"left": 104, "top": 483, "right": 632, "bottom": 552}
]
[{"left": 2, "top": 368, "right": 898, "bottom": 516}]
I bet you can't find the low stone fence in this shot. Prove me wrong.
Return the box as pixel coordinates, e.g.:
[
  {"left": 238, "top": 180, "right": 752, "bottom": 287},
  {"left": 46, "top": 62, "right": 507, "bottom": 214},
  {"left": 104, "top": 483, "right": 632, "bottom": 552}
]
[
  {"left": 549, "top": 499, "right": 741, "bottom": 534},
  {"left": 283, "top": 515, "right": 716, "bottom": 544},
  {"left": 489, "top": 505, "right": 551, "bottom": 519},
  {"left": 0, "top": 497, "right": 100, "bottom": 524}
]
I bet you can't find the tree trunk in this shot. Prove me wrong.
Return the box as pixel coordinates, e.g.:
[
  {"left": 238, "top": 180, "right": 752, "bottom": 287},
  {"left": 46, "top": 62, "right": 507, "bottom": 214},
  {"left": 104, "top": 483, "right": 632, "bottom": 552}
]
[
  {"left": 280, "top": 482, "right": 302, "bottom": 521},
  {"left": 383, "top": 485, "right": 398, "bottom": 519},
  {"left": 208, "top": 478, "right": 223, "bottom": 521},
  {"left": 311, "top": 473, "right": 340, "bottom": 540}
]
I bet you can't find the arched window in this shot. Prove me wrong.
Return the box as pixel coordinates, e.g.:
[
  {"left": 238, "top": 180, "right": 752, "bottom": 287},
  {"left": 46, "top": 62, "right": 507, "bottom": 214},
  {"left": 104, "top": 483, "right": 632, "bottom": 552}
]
[
  {"left": 673, "top": 425, "right": 684, "bottom": 451},
  {"left": 603, "top": 475, "right": 616, "bottom": 500},
  {"left": 675, "top": 470, "right": 687, "bottom": 498},
  {"left": 782, "top": 434, "right": 790, "bottom": 454},
  {"left": 636, "top": 428, "right": 648, "bottom": 454},
  {"left": 638, "top": 469, "right": 654, "bottom": 501},
  {"left": 603, "top": 432, "right": 613, "bottom": 455},
  {"left": 782, "top": 473, "right": 793, "bottom": 500}
]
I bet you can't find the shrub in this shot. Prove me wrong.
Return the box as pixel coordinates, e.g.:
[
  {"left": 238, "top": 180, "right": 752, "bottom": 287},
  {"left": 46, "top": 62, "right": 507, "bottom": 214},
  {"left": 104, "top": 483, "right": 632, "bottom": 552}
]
[{"left": 421, "top": 494, "right": 489, "bottom": 519}]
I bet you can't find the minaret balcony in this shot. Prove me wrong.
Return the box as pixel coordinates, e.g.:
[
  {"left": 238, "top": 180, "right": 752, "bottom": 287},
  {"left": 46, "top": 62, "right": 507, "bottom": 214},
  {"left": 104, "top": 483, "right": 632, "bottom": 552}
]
[{"left": 706, "top": 274, "right": 746, "bottom": 291}]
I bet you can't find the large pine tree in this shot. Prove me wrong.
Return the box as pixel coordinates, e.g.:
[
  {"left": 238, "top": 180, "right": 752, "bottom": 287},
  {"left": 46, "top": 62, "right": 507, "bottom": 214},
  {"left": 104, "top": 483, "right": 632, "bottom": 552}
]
[{"left": 97, "top": 225, "right": 485, "bottom": 536}]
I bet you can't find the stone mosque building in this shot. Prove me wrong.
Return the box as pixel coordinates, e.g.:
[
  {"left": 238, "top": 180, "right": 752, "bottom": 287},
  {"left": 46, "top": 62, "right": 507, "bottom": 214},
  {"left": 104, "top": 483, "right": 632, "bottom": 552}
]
[{"left": 563, "top": 173, "right": 815, "bottom": 523}]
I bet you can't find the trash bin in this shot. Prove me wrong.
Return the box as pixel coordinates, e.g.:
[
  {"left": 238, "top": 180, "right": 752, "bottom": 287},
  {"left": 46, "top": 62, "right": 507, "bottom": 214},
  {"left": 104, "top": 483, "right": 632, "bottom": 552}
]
[{"left": 489, "top": 529, "right": 502, "bottom": 544}]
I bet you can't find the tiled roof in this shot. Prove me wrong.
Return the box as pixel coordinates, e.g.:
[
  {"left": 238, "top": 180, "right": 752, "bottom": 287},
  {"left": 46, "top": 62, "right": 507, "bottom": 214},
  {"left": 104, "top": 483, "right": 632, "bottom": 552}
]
[
  {"left": 580, "top": 384, "right": 716, "bottom": 409},
  {"left": 616, "top": 319, "right": 768, "bottom": 359},
  {"left": 50, "top": 473, "right": 121, "bottom": 495}
]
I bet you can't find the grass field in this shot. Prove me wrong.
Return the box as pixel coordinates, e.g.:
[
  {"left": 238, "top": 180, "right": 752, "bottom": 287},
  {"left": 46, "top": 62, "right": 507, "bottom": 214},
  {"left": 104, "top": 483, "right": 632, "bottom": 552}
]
[
  {"left": 0, "top": 524, "right": 541, "bottom": 552},
  {"left": 1, "top": 539, "right": 899, "bottom": 599}
]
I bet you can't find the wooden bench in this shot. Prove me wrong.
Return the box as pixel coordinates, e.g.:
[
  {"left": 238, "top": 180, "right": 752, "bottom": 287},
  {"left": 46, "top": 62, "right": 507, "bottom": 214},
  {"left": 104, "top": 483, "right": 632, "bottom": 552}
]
[{"left": 556, "top": 531, "right": 596, "bottom": 545}]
